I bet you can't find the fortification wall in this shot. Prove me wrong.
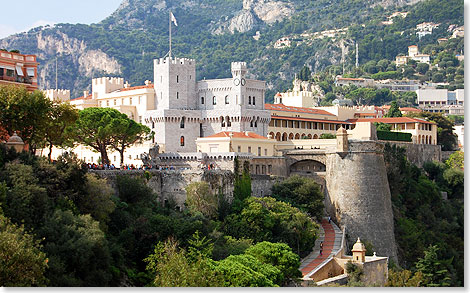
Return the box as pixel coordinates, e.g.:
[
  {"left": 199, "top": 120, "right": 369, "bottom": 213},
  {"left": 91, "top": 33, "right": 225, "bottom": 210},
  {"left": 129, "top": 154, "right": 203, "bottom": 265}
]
[
  {"left": 91, "top": 169, "right": 279, "bottom": 208},
  {"left": 325, "top": 141, "right": 398, "bottom": 263},
  {"left": 382, "top": 141, "right": 441, "bottom": 167}
]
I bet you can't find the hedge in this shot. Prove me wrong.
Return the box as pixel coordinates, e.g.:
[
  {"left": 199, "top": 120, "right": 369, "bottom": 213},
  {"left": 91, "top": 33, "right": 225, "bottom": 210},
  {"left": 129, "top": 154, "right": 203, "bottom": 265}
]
[{"left": 377, "top": 130, "right": 412, "bottom": 142}]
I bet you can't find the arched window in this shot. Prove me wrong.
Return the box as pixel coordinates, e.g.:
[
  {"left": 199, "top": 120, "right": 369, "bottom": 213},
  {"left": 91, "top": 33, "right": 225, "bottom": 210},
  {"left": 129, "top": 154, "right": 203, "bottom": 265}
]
[
  {"left": 213, "top": 96, "right": 216, "bottom": 105},
  {"left": 180, "top": 136, "right": 185, "bottom": 146},
  {"left": 225, "top": 95, "right": 229, "bottom": 104},
  {"left": 201, "top": 97, "right": 205, "bottom": 104},
  {"left": 221, "top": 116, "right": 225, "bottom": 127},
  {"left": 248, "top": 96, "right": 252, "bottom": 105},
  {"left": 180, "top": 117, "right": 185, "bottom": 128},
  {"left": 226, "top": 116, "right": 231, "bottom": 127},
  {"left": 253, "top": 96, "right": 256, "bottom": 105}
]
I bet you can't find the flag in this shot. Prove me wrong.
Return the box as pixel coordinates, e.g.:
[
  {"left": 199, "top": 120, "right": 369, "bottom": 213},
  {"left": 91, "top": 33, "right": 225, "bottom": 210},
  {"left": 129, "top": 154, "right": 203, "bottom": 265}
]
[{"left": 170, "top": 12, "right": 178, "bottom": 26}]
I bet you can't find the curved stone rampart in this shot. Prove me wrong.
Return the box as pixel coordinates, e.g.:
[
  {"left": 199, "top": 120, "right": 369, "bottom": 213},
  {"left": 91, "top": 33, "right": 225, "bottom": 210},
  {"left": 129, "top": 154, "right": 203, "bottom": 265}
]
[{"left": 325, "top": 141, "right": 398, "bottom": 263}]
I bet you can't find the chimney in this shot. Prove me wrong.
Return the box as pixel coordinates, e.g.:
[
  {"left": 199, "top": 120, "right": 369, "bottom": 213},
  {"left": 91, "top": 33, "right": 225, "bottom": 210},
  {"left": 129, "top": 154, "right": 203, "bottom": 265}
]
[
  {"left": 124, "top": 82, "right": 130, "bottom": 88},
  {"left": 83, "top": 91, "right": 88, "bottom": 98},
  {"left": 145, "top": 80, "right": 152, "bottom": 86}
]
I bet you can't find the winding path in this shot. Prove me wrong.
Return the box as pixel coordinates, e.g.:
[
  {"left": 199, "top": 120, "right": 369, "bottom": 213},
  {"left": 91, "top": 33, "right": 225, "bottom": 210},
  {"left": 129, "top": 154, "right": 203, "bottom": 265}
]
[{"left": 300, "top": 218, "right": 342, "bottom": 278}]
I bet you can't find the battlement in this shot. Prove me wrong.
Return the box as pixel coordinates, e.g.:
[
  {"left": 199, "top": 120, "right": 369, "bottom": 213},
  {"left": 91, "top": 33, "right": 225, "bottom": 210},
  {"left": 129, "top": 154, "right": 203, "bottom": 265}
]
[
  {"left": 43, "top": 89, "right": 71, "bottom": 102},
  {"left": 155, "top": 56, "right": 195, "bottom": 66},
  {"left": 92, "top": 77, "right": 124, "bottom": 86},
  {"left": 231, "top": 62, "right": 247, "bottom": 70}
]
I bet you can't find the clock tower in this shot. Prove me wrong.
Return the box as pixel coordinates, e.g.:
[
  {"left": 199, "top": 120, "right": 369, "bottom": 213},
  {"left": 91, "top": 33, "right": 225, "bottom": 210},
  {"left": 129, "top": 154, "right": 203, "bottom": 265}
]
[{"left": 231, "top": 62, "right": 247, "bottom": 106}]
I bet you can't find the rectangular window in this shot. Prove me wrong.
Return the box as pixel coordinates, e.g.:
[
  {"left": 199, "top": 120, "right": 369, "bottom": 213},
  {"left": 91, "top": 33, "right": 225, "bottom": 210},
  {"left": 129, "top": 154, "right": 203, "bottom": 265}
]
[
  {"left": 258, "top": 147, "right": 261, "bottom": 156},
  {"left": 114, "top": 99, "right": 117, "bottom": 105},
  {"left": 253, "top": 97, "right": 256, "bottom": 105},
  {"left": 264, "top": 149, "right": 267, "bottom": 156},
  {"left": 268, "top": 165, "right": 272, "bottom": 174},
  {"left": 177, "top": 75, "right": 179, "bottom": 83},
  {"left": 262, "top": 165, "right": 266, "bottom": 174},
  {"left": 177, "top": 92, "right": 179, "bottom": 99},
  {"left": 130, "top": 97, "right": 133, "bottom": 105},
  {"left": 248, "top": 146, "right": 251, "bottom": 153},
  {"left": 213, "top": 96, "right": 216, "bottom": 105},
  {"left": 237, "top": 146, "right": 241, "bottom": 152},
  {"left": 106, "top": 100, "right": 109, "bottom": 106}
]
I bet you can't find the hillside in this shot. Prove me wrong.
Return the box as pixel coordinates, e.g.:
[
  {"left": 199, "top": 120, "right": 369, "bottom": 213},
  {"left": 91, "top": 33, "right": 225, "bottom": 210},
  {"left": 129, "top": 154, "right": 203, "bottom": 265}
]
[{"left": 0, "top": 0, "right": 463, "bottom": 100}]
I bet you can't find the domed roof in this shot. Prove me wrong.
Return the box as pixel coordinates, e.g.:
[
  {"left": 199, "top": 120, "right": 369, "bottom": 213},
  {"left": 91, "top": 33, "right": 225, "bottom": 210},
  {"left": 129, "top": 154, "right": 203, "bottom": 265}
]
[
  {"left": 7, "top": 132, "right": 24, "bottom": 144},
  {"left": 351, "top": 238, "right": 366, "bottom": 252}
]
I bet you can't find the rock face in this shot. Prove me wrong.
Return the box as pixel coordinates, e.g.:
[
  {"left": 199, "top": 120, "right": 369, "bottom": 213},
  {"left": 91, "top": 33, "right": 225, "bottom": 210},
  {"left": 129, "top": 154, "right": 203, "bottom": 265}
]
[{"left": 216, "top": 0, "right": 295, "bottom": 34}]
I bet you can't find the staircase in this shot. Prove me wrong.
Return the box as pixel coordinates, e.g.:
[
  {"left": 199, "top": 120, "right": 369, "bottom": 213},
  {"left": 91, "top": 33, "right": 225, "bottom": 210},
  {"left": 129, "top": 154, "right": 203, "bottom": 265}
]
[{"left": 300, "top": 218, "right": 343, "bottom": 278}]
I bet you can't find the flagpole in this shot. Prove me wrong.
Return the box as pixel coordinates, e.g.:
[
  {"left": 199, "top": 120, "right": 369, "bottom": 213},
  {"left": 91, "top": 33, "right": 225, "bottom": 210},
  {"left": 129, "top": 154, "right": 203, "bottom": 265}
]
[{"left": 169, "top": 11, "right": 172, "bottom": 59}]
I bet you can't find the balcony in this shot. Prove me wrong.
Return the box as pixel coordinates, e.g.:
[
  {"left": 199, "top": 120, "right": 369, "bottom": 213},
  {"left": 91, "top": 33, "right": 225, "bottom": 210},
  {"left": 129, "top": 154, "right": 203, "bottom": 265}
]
[{"left": 0, "top": 75, "right": 34, "bottom": 85}]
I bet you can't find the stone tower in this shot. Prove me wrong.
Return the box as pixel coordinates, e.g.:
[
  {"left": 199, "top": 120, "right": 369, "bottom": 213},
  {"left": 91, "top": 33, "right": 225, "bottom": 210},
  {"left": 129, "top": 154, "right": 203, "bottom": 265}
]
[
  {"left": 325, "top": 140, "right": 398, "bottom": 263},
  {"left": 153, "top": 57, "right": 197, "bottom": 110},
  {"left": 231, "top": 62, "right": 248, "bottom": 106}
]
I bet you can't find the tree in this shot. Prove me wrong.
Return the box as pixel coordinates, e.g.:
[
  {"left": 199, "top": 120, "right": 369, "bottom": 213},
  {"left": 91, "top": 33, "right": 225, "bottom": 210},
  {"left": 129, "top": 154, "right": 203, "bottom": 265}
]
[
  {"left": 415, "top": 245, "right": 451, "bottom": 287},
  {"left": 0, "top": 215, "right": 48, "bottom": 286},
  {"left": 445, "top": 151, "right": 464, "bottom": 169},
  {"left": 69, "top": 107, "right": 129, "bottom": 165},
  {"left": 110, "top": 117, "right": 151, "bottom": 166},
  {"left": 271, "top": 175, "right": 324, "bottom": 221},
  {"left": 416, "top": 62, "right": 429, "bottom": 74},
  {"left": 245, "top": 241, "right": 302, "bottom": 284},
  {"left": 224, "top": 197, "right": 318, "bottom": 256},
  {"left": 298, "top": 66, "right": 311, "bottom": 81},
  {"left": 319, "top": 133, "right": 336, "bottom": 139},
  {"left": 387, "top": 269, "right": 425, "bottom": 287},
  {"left": 232, "top": 160, "right": 252, "bottom": 213},
  {"left": 144, "top": 237, "right": 223, "bottom": 287},
  {"left": 386, "top": 101, "right": 402, "bottom": 117},
  {"left": 43, "top": 102, "right": 79, "bottom": 161},
  {"left": 0, "top": 85, "right": 52, "bottom": 153},
  {"left": 374, "top": 122, "right": 392, "bottom": 132},
  {"left": 80, "top": 173, "right": 116, "bottom": 229},
  {"left": 39, "top": 209, "right": 112, "bottom": 286},
  {"left": 432, "top": 72, "right": 444, "bottom": 83},
  {"left": 185, "top": 182, "right": 218, "bottom": 219}
]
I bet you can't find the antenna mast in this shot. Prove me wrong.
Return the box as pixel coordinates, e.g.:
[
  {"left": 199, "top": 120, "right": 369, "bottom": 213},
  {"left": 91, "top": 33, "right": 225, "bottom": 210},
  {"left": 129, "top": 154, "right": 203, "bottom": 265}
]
[{"left": 55, "top": 57, "right": 58, "bottom": 90}]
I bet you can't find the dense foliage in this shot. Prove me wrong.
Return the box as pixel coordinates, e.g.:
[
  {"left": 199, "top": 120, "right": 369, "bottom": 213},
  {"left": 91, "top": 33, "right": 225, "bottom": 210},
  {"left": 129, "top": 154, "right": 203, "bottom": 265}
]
[{"left": 383, "top": 144, "right": 463, "bottom": 286}]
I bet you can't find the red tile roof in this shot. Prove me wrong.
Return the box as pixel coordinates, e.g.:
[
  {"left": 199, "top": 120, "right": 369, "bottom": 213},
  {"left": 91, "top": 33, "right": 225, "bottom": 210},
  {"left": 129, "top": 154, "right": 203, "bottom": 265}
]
[
  {"left": 71, "top": 94, "right": 93, "bottom": 101},
  {"left": 205, "top": 131, "right": 268, "bottom": 139},
  {"left": 348, "top": 117, "right": 435, "bottom": 124},
  {"left": 117, "top": 84, "right": 154, "bottom": 92},
  {"left": 272, "top": 115, "right": 351, "bottom": 124},
  {"left": 265, "top": 104, "right": 335, "bottom": 116}
]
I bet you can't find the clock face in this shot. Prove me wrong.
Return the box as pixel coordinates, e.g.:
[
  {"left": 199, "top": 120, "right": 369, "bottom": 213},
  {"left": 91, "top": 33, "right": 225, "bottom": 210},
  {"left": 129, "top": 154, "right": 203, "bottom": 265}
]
[
  {"left": 241, "top": 78, "right": 246, "bottom": 86},
  {"left": 233, "top": 78, "right": 240, "bottom": 86}
]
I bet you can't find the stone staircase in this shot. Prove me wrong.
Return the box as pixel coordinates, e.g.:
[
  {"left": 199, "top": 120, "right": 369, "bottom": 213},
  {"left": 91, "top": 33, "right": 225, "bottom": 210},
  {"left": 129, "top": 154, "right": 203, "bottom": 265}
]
[{"left": 300, "top": 217, "right": 343, "bottom": 278}]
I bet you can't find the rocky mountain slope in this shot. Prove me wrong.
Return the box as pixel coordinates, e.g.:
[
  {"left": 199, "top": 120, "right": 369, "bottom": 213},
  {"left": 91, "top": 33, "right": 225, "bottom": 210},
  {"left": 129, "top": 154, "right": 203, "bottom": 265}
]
[{"left": 0, "top": 0, "right": 460, "bottom": 99}]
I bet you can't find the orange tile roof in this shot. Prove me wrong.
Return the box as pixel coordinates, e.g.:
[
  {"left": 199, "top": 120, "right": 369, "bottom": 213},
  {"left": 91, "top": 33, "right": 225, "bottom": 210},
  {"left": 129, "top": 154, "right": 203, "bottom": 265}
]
[
  {"left": 400, "top": 107, "right": 422, "bottom": 112},
  {"left": 348, "top": 117, "right": 435, "bottom": 124},
  {"left": 205, "top": 131, "right": 268, "bottom": 139},
  {"left": 272, "top": 115, "right": 351, "bottom": 124},
  {"left": 265, "top": 104, "right": 335, "bottom": 116},
  {"left": 117, "top": 84, "right": 154, "bottom": 92},
  {"left": 71, "top": 94, "right": 93, "bottom": 101}
]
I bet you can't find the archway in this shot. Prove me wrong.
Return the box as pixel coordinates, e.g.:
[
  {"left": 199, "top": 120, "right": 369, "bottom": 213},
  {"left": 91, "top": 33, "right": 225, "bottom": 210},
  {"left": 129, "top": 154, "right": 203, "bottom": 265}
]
[
  {"left": 282, "top": 133, "right": 288, "bottom": 141},
  {"left": 313, "top": 134, "right": 318, "bottom": 139},
  {"left": 289, "top": 159, "right": 326, "bottom": 174},
  {"left": 276, "top": 132, "right": 281, "bottom": 141},
  {"left": 289, "top": 133, "right": 294, "bottom": 140},
  {"left": 295, "top": 133, "right": 300, "bottom": 139}
]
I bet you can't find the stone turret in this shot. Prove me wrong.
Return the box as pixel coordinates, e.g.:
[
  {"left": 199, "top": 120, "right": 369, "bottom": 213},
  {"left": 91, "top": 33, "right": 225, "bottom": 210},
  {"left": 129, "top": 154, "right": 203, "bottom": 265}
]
[
  {"left": 336, "top": 127, "right": 348, "bottom": 152},
  {"left": 352, "top": 238, "right": 366, "bottom": 263}
]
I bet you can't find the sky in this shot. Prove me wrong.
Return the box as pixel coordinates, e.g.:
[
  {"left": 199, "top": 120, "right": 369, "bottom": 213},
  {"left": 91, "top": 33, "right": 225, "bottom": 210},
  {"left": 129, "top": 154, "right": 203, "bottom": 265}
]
[{"left": 0, "top": 0, "right": 123, "bottom": 39}]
